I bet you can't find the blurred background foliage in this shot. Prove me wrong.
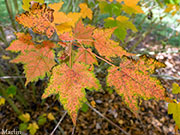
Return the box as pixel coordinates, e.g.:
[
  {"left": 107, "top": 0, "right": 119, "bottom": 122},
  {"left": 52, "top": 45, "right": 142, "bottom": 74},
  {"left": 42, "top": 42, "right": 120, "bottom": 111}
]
[{"left": 0, "top": 0, "right": 179, "bottom": 47}]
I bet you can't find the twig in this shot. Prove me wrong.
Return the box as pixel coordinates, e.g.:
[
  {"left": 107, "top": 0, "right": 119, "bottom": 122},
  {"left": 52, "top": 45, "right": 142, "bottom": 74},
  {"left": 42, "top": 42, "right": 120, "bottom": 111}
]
[
  {"left": 0, "top": 76, "right": 26, "bottom": 79},
  {"left": 86, "top": 103, "right": 130, "bottom": 135},
  {"left": 71, "top": 126, "right": 76, "bottom": 135},
  {"left": 50, "top": 111, "right": 67, "bottom": 135},
  {"left": 151, "top": 74, "right": 180, "bottom": 80}
]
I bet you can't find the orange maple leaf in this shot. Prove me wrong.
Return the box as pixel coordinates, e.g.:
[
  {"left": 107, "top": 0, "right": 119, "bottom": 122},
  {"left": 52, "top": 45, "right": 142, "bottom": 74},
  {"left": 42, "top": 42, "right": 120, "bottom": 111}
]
[
  {"left": 6, "top": 33, "right": 36, "bottom": 53},
  {"left": 75, "top": 48, "right": 98, "bottom": 65},
  {"left": 16, "top": 3, "right": 56, "bottom": 38},
  {"left": 92, "top": 28, "right": 132, "bottom": 60},
  {"left": 73, "top": 20, "right": 95, "bottom": 46},
  {"left": 10, "top": 41, "right": 56, "bottom": 85},
  {"left": 107, "top": 55, "right": 165, "bottom": 113},
  {"left": 59, "top": 32, "right": 74, "bottom": 42},
  {"left": 42, "top": 63, "right": 100, "bottom": 125}
]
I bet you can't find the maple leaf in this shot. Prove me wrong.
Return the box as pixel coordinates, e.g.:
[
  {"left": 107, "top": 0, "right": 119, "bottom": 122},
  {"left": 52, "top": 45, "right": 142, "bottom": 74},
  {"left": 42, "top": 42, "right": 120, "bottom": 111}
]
[
  {"left": 73, "top": 20, "right": 95, "bottom": 46},
  {"left": 48, "top": 2, "right": 72, "bottom": 24},
  {"left": 99, "top": 1, "right": 122, "bottom": 16},
  {"left": 42, "top": 63, "right": 100, "bottom": 125},
  {"left": 16, "top": 3, "right": 56, "bottom": 38},
  {"left": 104, "top": 16, "right": 137, "bottom": 41},
  {"left": 10, "top": 41, "right": 56, "bottom": 85},
  {"left": 22, "top": 0, "right": 44, "bottom": 11},
  {"left": 6, "top": 33, "right": 36, "bottom": 53},
  {"left": 48, "top": 2, "right": 64, "bottom": 11},
  {"left": 107, "top": 55, "right": 165, "bottom": 113},
  {"left": 168, "top": 102, "right": 180, "bottom": 129},
  {"left": 92, "top": 28, "right": 132, "bottom": 60},
  {"left": 55, "top": 13, "right": 82, "bottom": 35},
  {"left": 59, "top": 32, "right": 74, "bottom": 41},
  {"left": 75, "top": 48, "right": 98, "bottom": 65},
  {"left": 79, "top": 3, "right": 93, "bottom": 20},
  {"left": 116, "top": 0, "right": 144, "bottom": 15}
]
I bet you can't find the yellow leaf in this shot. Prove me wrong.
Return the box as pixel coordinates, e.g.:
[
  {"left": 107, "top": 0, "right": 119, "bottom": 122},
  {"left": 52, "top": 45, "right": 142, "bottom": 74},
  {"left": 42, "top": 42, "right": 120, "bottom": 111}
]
[
  {"left": 55, "top": 13, "right": 81, "bottom": 35},
  {"left": 28, "top": 122, "right": 39, "bottom": 135},
  {"left": 79, "top": 3, "right": 92, "bottom": 20},
  {"left": 53, "top": 12, "right": 72, "bottom": 24},
  {"left": 116, "top": 16, "right": 129, "bottom": 22},
  {"left": 55, "top": 23, "right": 72, "bottom": 35},
  {"left": 48, "top": 2, "right": 64, "bottom": 12},
  {"left": 47, "top": 113, "right": 55, "bottom": 121},
  {"left": 19, "top": 113, "right": 30, "bottom": 123},
  {"left": 8, "top": 94, "right": 14, "bottom": 98},
  {"left": 117, "top": 0, "right": 139, "bottom": 6},
  {"left": 172, "top": 83, "right": 180, "bottom": 94},
  {"left": 22, "top": 0, "right": 44, "bottom": 11},
  {"left": 117, "top": 0, "right": 144, "bottom": 14},
  {"left": 67, "top": 12, "right": 82, "bottom": 27},
  {"left": 90, "top": 100, "right": 96, "bottom": 107},
  {"left": 1, "top": 55, "right": 10, "bottom": 60},
  {"left": 48, "top": 2, "right": 71, "bottom": 24},
  {"left": 0, "top": 97, "right": 5, "bottom": 106}
]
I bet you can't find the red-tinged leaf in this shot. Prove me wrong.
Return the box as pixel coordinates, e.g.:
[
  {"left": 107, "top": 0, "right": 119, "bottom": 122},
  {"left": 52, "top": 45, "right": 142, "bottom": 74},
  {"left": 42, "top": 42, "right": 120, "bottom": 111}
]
[
  {"left": 59, "top": 32, "right": 74, "bottom": 42},
  {"left": 6, "top": 33, "right": 36, "bottom": 53},
  {"left": 92, "top": 28, "right": 132, "bottom": 60},
  {"left": 42, "top": 63, "right": 101, "bottom": 125},
  {"left": 75, "top": 48, "right": 98, "bottom": 65},
  {"left": 16, "top": 3, "right": 56, "bottom": 38},
  {"left": 10, "top": 42, "right": 56, "bottom": 85},
  {"left": 107, "top": 55, "right": 165, "bottom": 113},
  {"left": 73, "top": 20, "right": 94, "bottom": 46}
]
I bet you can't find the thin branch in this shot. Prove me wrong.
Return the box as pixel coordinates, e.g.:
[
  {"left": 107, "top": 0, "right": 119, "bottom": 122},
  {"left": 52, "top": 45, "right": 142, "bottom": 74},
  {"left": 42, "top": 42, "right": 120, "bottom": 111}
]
[
  {"left": 0, "top": 76, "right": 26, "bottom": 79},
  {"left": 91, "top": 52, "right": 114, "bottom": 66},
  {"left": 86, "top": 103, "right": 130, "bottom": 135},
  {"left": 71, "top": 126, "right": 76, "bottom": 135},
  {"left": 77, "top": 41, "right": 116, "bottom": 67},
  {"left": 50, "top": 111, "right": 67, "bottom": 135}
]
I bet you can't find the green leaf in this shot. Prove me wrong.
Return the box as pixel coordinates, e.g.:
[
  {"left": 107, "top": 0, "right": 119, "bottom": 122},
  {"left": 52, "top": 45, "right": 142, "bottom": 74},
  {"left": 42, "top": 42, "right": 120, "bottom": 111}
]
[
  {"left": 38, "top": 114, "right": 47, "bottom": 125},
  {"left": 19, "top": 123, "right": 28, "bottom": 131},
  {"left": 114, "top": 27, "right": 127, "bottom": 41},
  {"left": 6, "top": 85, "right": 17, "bottom": 96},
  {"left": 99, "top": 2, "right": 122, "bottom": 16},
  {"left": 104, "top": 19, "right": 117, "bottom": 28},
  {"left": 172, "top": 83, "right": 180, "bottom": 94},
  {"left": 81, "top": 103, "right": 89, "bottom": 113},
  {"left": 104, "top": 16, "right": 137, "bottom": 41}
]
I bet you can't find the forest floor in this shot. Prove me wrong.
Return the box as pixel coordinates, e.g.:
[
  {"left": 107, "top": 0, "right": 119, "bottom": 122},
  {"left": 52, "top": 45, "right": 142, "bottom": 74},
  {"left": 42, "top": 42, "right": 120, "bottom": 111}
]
[{"left": 0, "top": 28, "right": 180, "bottom": 135}]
